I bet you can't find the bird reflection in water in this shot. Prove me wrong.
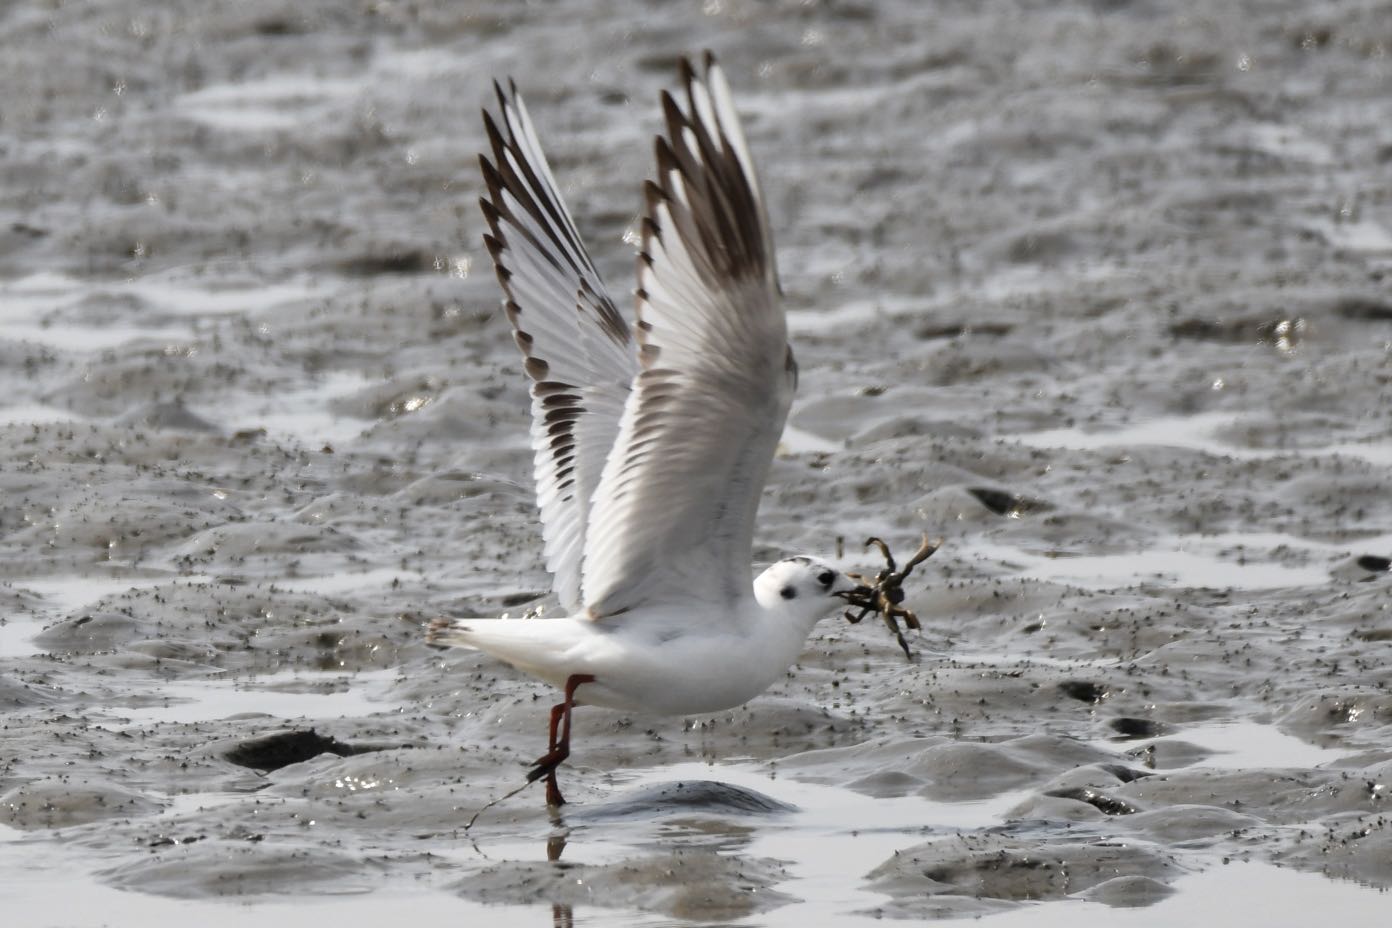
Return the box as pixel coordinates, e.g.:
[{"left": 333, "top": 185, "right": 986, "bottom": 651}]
[{"left": 547, "top": 829, "right": 572, "bottom": 928}]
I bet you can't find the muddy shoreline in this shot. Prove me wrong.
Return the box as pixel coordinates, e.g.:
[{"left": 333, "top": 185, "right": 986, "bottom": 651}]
[{"left": 3, "top": 0, "right": 1392, "bottom": 924}]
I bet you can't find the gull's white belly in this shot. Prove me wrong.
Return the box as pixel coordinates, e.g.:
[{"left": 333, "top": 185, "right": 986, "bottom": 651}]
[
  {"left": 574, "top": 626, "right": 795, "bottom": 715},
  {"left": 447, "top": 602, "right": 813, "bottom": 717}
]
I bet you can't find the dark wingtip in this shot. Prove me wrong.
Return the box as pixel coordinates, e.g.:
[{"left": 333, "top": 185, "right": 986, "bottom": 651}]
[
  {"left": 477, "top": 155, "right": 505, "bottom": 207},
  {"left": 659, "top": 90, "right": 687, "bottom": 137},
  {"left": 482, "top": 231, "right": 505, "bottom": 260},
  {"left": 652, "top": 135, "right": 680, "bottom": 180},
  {"left": 492, "top": 77, "right": 522, "bottom": 118},
  {"left": 642, "top": 175, "right": 667, "bottom": 201},
  {"left": 480, "top": 109, "right": 512, "bottom": 170},
  {"left": 479, "top": 201, "right": 500, "bottom": 240}
]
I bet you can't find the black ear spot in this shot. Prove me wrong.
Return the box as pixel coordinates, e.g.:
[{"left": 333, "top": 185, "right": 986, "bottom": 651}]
[{"left": 780, "top": 585, "right": 797, "bottom": 600}]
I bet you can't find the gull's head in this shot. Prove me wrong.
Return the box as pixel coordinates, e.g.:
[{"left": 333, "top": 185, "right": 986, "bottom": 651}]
[{"left": 754, "top": 555, "right": 866, "bottom": 626}]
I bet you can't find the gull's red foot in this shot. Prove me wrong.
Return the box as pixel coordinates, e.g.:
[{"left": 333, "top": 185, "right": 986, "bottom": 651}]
[{"left": 526, "top": 673, "right": 594, "bottom": 807}]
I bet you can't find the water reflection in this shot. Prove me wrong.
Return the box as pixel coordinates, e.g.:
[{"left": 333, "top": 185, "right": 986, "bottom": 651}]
[
  {"left": 491, "top": 778, "right": 794, "bottom": 926},
  {"left": 547, "top": 830, "right": 572, "bottom": 928}
]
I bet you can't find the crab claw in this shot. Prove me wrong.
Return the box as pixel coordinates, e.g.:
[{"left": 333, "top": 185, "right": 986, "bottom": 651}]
[
  {"left": 834, "top": 583, "right": 876, "bottom": 603},
  {"left": 864, "top": 537, "right": 896, "bottom": 572},
  {"left": 899, "top": 535, "right": 942, "bottom": 577}
]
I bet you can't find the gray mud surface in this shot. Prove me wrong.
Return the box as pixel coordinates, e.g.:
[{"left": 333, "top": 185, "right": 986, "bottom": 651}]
[{"left": 2, "top": 1, "right": 1391, "bottom": 925}]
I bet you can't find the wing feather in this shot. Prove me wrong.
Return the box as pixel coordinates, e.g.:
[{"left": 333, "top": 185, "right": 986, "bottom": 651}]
[
  {"left": 581, "top": 53, "right": 792, "bottom": 618},
  {"left": 478, "top": 82, "right": 639, "bottom": 613}
]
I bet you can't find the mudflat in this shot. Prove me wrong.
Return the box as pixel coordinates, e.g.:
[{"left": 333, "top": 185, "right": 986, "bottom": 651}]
[{"left": 2, "top": 1, "right": 1390, "bottom": 924}]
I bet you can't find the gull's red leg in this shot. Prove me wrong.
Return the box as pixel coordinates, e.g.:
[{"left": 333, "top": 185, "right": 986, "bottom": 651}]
[
  {"left": 526, "top": 673, "right": 595, "bottom": 807},
  {"left": 543, "top": 701, "right": 567, "bottom": 808}
]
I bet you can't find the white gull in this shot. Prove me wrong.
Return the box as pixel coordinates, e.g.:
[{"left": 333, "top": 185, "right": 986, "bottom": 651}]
[{"left": 428, "top": 53, "right": 868, "bottom": 806}]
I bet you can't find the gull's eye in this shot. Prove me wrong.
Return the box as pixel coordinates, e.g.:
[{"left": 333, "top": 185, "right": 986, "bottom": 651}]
[{"left": 817, "top": 570, "right": 835, "bottom": 588}]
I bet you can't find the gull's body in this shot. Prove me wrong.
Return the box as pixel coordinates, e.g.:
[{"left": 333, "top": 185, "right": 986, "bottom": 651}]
[
  {"left": 441, "top": 563, "right": 857, "bottom": 717},
  {"left": 429, "top": 54, "right": 864, "bottom": 804}
]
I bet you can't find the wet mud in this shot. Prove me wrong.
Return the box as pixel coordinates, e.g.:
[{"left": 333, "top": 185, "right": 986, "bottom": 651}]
[{"left": 2, "top": 0, "right": 1391, "bottom": 925}]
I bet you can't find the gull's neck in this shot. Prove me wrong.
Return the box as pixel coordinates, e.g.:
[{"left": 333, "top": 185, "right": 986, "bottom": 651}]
[{"left": 748, "top": 593, "right": 827, "bottom": 670}]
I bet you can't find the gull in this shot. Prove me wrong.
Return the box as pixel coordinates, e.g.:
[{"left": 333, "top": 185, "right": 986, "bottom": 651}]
[{"left": 428, "top": 53, "right": 869, "bottom": 807}]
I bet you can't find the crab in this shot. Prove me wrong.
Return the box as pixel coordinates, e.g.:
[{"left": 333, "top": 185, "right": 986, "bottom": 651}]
[{"left": 839, "top": 535, "right": 942, "bottom": 660}]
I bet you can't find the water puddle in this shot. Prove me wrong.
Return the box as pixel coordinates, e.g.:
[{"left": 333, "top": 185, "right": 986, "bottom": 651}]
[
  {"left": 978, "top": 262, "right": 1129, "bottom": 304},
  {"left": 0, "top": 403, "right": 83, "bottom": 427},
  {"left": 222, "top": 369, "right": 375, "bottom": 448},
  {"left": 0, "top": 838, "right": 486, "bottom": 928},
  {"left": 1, "top": 320, "right": 192, "bottom": 353},
  {"left": 976, "top": 860, "right": 1389, "bottom": 927},
  {"left": 0, "top": 616, "right": 48, "bottom": 659},
  {"left": 0, "top": 270, "right": 343, "bottom": 354},
  {"left": 1014, "top": 412, "right": 1392, "bottom": 468},
  {"left": 98, "top": 668, "right": 402, "bottom": 729},
  {"left": 1, "top": 571, "right": 420, "bottom": 661},
  {"left": 0, "top": 265, "right": 365, "bottom": 448},
  {"left": 787, "top": 294, "right": 925, "bottom": 336},
  {"left": 1306, "top": 215, "right": 1392, "bottom": 258},
  {"left": 272, "top": 568, "right": 427, "bottom": 598},
  {"left": 2, "top": 750, "right": 1384, "bottom": 927},
  {"left": 1245, "top": 122, "right": 1335, "bottom": 166},
  {"left": 448, "top": 758, "right": 1029, "bottom": 925},
  {"left": 0, "top": 370, "right": 375, "bottom": 450},
  {"left": 1141, "top": 721, "right": 1351, "bottom": 771},
  {"left": 781, "top": 423, "right": 842, "bottom": 454},
  {"left": 175, "top": 75, "right": 365, "bottom": 132},
  {"left": 0, "top": 575, "right": 212, "bottom": 659},
  {"left": 962, "top": 536, "right": 1330, "bottom": 591},
  {"left": 639, "top": 762, "right": 1022, "bottom": 923}
]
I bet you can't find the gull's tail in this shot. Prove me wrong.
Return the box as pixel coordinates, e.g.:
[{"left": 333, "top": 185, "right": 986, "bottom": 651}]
[
  {"left": 426, "top": 617, "right": 482, "bottom": 650},
  {"left": 426, "top": 617, "right": 593, "bottom": 689}
]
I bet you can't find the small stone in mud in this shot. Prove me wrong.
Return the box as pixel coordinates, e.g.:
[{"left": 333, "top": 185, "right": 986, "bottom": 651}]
[
  {"left": 866, "top": 832, "right": 1179, "bottom": 909},
  {"left": 967, "top": 486, "right": 1051, "bottom": 517},
  {"left": 1044, "top": 786, "right": 1141, "bottom": 815},
  {"left": 1080, "top": 874, "right": 1176, "bottom": 908},
  {"left": 498, "top": 590, "right": 546, "bottom": 608},
  {"left": 1355, "top": 555, "right": 1390, "bottom": 573},
  {"left": 335, "top": 249, "right": 433, "bottom": 276},
  {"left": 1110, "top": 718, "right": 1165, "bottom": 739},
  {"left": 1, "top": 780, "right": 163, "bottom": 829},
  {"left": 117, "top": 401, "right": 219, "bottom": 432},
  {"left": 1096, "top": 763, "right": 1153, "bottom": 784},
  {"left": 1167, "top": 316, "right": 1307, "bottom": 349},
  {"left": 1059, "top": 680, "right": 1109, "bottom": 704},
  {"left": 573, "top": 780, "right": 796, "bottom": 821},
  {"left": 915, "top": 320, "right": 1014, "bottom": 340},
  {"left": 224, "top": 729, "right": 378, "bottom": 771},
  {"left": 455, "top": 847, "right": 794, "bottom": 920},
  {"left": 1334, "top": 297, "right": 1392, "bottom": 322},
  {"left": 1123, "top": 739, "right": 1213, "bottom": 770}
]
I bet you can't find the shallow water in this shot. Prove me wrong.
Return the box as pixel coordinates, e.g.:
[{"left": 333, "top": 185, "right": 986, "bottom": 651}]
[
  {"left": 961, "top": 535, "right": 1334, "bottom": 590},
  {"left": 1017, "top": 413, "right": 1392, "bottom": 468},
  {"left": 3, "top": 0, "right": 1392, "bottom": 924}
]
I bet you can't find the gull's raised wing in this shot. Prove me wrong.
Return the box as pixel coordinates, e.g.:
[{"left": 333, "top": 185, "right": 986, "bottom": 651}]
[
  {"left": 582, "top": 53, "right": 794, "bottom": 618},
  {"left": 479, "top": 82, "right": 639, "bottom": 614}
]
